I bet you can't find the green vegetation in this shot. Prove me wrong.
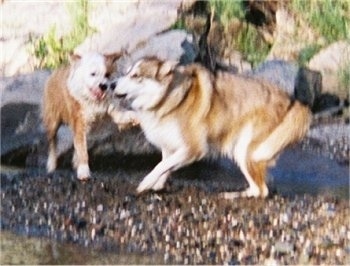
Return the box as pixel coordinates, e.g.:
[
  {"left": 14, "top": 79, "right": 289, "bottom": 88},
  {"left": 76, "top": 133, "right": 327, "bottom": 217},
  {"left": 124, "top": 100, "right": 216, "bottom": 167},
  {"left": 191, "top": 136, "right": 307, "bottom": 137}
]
[
  {"left": 234, "top": 23, "right": 270, "bottom": 66},
  {"left": 209, "top": 0, "right": 270, "bottom": 66},
  {"left": 298, "top": 44, "right": 322, "bottom": 66},
  {"left": 31, "top": 0, "right": 348, "bottom": 72},
  {"left": 338, "top": 62, "right": 350, "bottom": 92},
  {"left": 291, "top": 0, "right": 349, "bottom": 43},
  {"left": 30, "top": 0, "right": 94, "bottom": 69},
  {"left": 209, "top": 0, "right": 245, "bottom": 24}
]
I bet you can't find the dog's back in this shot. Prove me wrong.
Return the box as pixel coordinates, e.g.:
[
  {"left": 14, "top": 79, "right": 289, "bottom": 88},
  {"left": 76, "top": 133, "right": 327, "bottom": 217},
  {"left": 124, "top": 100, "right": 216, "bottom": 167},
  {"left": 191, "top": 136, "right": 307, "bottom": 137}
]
[{"left": 42, "top": 66, "right": 75, "bottom": 128}]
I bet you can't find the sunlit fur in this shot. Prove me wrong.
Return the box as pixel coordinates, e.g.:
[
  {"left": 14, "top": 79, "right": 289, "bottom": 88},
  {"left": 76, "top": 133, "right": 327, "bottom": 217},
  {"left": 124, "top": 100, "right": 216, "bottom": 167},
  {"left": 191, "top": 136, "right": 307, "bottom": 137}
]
[{"left": 114, "top": 58, "right": 311, "bottom": 198}]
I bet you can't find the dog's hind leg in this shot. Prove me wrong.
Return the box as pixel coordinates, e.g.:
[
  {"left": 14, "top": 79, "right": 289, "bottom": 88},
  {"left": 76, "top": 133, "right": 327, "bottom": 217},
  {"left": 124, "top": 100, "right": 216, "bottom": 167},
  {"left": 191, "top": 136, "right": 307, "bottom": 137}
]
[
  {"left": 221, "top": 123, "right": 263, "bottom": 199},
  {"left": 247, "top": 160, "right": 269, "bottom": 197},
  {"left": 45, "top": 120, "right": 59, "bottom": 173}
]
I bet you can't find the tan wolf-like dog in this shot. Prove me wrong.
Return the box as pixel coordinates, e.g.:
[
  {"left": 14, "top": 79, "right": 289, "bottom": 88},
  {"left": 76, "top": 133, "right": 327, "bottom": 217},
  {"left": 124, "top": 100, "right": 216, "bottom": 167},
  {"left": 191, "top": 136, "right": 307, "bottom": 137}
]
[
  {"left": 113, "top": 58, "right": 311, "bottom": 198},
  {"left": 43, "top": 52, "right": 136, "bottom": 180}
]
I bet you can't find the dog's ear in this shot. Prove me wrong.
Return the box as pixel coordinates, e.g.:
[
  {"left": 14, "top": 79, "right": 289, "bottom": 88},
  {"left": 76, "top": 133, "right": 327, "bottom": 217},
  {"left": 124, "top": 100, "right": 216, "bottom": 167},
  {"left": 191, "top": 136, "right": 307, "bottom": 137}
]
[
  {"left": 104, "top": 51, "right": 124, "bottom": 65},
  {"left": 158, "top": 60, "right": 178, "bottom": 78},
  {"left": 69, "top": 53, "right": 81, "bottom": 63}
]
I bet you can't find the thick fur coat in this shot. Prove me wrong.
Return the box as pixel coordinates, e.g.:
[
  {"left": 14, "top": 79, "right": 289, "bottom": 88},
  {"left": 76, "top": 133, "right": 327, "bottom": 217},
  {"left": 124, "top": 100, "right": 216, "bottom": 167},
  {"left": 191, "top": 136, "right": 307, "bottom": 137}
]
[{"left": 113, "top": 58, "right": 311, "bottom": 197}]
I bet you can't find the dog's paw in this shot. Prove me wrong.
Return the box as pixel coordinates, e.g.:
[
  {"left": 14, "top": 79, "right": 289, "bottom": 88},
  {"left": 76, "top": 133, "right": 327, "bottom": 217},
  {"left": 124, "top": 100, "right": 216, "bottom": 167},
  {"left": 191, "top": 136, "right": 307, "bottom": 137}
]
[
  {"left": 150, "top": 174, "right": 168, "bottom": 191},
  {"left": 107, "top": 104, "right": 116, "bottom": 116},
  {"left": 121, "top": 111, "right": 139, "bottom": 125},
  {"left": 46, "top": 159, "right": 57, "bottom": 173},
  {"left": 136, "top": 182, "right": 150, "bottom": 194},
  {"left": 219, "top": 185, "right": 268, "bottom": 199},
  {"left": 77, "top": 164, "right": 91, "bottom": 181},
  {"left": 136, "top": 177, "right": 157, "bottom": 194}
]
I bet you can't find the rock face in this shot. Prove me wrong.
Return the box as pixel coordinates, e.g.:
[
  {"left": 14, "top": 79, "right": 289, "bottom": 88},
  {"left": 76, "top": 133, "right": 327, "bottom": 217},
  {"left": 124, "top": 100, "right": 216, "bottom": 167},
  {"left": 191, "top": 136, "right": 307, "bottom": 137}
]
[{"left": 1, "top": 1, "right": 184, "bottom": 77}]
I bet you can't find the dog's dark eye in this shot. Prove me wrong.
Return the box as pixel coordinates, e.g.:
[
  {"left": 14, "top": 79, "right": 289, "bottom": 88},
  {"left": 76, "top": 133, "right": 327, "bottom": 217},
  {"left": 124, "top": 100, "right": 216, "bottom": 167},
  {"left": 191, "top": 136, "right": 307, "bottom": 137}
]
[
  {"left": 131, "top": 73, "right": 138, "bottom": 78},
  {"left": 105, "top": 73, "right": 111, "bottom": 78},
  {"left": 91, "top": 72, "right": 96, "bottom": 77}
]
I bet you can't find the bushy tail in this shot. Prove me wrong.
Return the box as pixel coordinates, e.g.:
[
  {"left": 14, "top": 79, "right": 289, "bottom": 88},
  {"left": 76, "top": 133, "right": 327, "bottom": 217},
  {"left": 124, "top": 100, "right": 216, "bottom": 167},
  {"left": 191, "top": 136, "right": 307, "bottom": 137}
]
[{"left": 252, "top": 101, "right": 311, "bottom": 162}]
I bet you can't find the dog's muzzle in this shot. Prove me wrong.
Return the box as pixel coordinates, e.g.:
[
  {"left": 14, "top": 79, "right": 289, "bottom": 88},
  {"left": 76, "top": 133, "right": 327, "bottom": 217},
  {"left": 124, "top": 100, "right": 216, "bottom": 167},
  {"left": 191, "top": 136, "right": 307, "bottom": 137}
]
[
  {"left": 108, "top": 80, "right": 127, "bottom": 98},
  {"left": 99, "top": 83, "right": 108, "bottom": 91},
  {"left": 109, "top": 81, "right": 116, "bottom": 91}
]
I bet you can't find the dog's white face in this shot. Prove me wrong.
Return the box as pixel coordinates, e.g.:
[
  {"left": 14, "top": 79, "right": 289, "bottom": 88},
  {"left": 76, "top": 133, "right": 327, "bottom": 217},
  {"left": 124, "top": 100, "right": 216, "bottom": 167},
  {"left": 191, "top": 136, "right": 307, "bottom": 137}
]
[
  {"left": 68, "top": 52, "right": 110, "bottom": 102},
  {"left": 114, "top": 58, "right": 176, "bottom": 111}
]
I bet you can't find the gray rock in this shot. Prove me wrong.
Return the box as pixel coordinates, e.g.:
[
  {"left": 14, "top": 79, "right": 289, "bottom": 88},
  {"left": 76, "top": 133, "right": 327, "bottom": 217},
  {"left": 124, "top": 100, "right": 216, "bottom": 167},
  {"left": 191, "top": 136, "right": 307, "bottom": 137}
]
[
  {"left": 117, "top": 30, "right": 198, "bottom": 74},
  {"left": 308, "top": 41, "right": 350, "bottom": 97},
  {"left": 1, "top": 71, "right": 51, "bottom": 166},
  {"left": 75, "top": 1, "right": 183, "bottom": 55},
  {"left": 274, "top": 241, "right": 294, "bottom": 254},
  {"left": 249, "top": 60, "right": 322, "bottom": 108}
]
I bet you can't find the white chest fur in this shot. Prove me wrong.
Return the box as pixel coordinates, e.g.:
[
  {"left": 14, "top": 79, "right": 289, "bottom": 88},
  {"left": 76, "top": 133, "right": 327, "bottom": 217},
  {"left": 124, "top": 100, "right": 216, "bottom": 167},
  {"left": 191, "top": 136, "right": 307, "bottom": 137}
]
[
  {"left": 81, "top": 100, "right": 109, "bottom": 124},
  {"left": 140, "top": 112, "right": 185, "bottom": 152}
]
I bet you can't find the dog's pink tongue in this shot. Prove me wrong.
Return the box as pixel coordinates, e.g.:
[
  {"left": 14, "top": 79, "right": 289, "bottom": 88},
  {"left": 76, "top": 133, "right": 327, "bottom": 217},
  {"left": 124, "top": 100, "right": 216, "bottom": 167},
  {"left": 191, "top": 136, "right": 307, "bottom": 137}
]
[{"left": 91, "top": 88, "right": 105, "bottom": 100}]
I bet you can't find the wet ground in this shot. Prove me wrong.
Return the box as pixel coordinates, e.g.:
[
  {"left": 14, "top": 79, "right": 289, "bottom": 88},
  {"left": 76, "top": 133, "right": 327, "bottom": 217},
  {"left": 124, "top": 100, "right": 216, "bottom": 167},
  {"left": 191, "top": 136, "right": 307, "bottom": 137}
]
[{"left": 1, "top": 143, "right": 349, "bottom": 265}]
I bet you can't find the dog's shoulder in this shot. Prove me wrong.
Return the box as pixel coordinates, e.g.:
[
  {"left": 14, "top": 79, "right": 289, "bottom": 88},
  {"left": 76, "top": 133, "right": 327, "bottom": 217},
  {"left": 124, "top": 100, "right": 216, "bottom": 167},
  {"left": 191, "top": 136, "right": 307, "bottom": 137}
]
[
  {"left": 46, "top": 65, "right": 70, "bottom": 86},
  {"left": 44, "top": 67, "right": 71, "bottom": 103}
]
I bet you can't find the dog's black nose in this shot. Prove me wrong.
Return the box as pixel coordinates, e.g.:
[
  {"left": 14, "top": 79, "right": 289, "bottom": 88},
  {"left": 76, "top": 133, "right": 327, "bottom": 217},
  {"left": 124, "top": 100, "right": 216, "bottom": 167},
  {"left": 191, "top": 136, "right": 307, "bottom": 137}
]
[
  {"left": 99, "top": 83, "right": 108, "bottom": 91},
  {"left": 110, "top": 81, "right": 116, "bottom": 91}
]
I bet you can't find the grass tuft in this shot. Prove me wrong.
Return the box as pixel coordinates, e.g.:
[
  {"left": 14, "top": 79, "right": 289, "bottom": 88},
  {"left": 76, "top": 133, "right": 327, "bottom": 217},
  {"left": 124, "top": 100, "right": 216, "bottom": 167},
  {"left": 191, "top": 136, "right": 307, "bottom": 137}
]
[
  {"left": 30, "top": 0, "right": 95, "bottom": 69},
  {"left": 291, "top": 0, "right": 349, "bottom": 43}
]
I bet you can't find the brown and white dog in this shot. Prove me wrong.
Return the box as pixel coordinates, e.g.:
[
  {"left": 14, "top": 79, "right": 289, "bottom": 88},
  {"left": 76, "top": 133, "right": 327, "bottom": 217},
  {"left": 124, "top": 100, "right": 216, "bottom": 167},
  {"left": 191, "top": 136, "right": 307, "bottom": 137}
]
[
  {"left": 42, "top": 52, "right": 136, "bottom": 180},
  {"left": 113, "top": 58, "right": 311, "bottom": 198}
]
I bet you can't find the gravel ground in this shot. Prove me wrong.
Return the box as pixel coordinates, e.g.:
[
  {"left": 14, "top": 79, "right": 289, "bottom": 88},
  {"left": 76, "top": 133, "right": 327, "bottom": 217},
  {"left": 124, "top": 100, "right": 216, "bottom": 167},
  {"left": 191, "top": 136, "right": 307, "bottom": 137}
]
[
  {"left": 1, "top": 163, "right": 349, "bottom": 265},
  {"left": 1, "top": 114, "right": 349, "bottom": 265}
]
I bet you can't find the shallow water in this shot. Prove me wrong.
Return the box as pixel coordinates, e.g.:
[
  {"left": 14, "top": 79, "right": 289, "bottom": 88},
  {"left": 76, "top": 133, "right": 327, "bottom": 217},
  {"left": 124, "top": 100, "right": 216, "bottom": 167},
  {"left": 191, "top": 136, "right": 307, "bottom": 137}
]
[{"left": 270, "top": 147, "right": 349, "bottom": 198}]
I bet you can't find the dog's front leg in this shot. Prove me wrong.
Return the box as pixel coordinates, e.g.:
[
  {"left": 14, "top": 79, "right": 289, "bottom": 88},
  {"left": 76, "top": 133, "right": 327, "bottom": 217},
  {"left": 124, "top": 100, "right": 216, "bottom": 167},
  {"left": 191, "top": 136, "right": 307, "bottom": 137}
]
[
  {"left": 136, "top": 148, "right": 194, "bottom": 194},
  {"left": 72, "top": 120, "right": 90, "bottom": 180},
  {"left": 108, "top": 105, "right": 139, "bottom": 130}
]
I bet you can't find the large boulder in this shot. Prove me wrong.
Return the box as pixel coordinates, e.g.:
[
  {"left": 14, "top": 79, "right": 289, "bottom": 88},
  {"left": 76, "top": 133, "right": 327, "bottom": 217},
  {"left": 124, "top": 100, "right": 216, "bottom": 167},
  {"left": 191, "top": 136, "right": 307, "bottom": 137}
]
[
  {"left": 116, "top": 30, "right": 197, "bottom": 75},
  {"left": 75, "top": 0, "right": 183, "bottom": 55},
  {"left": 249, "top": 60, "right": 322, "bottom": 109},
  {"left": 308, "top": 41, "right": 350, "bottom": 98}
]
